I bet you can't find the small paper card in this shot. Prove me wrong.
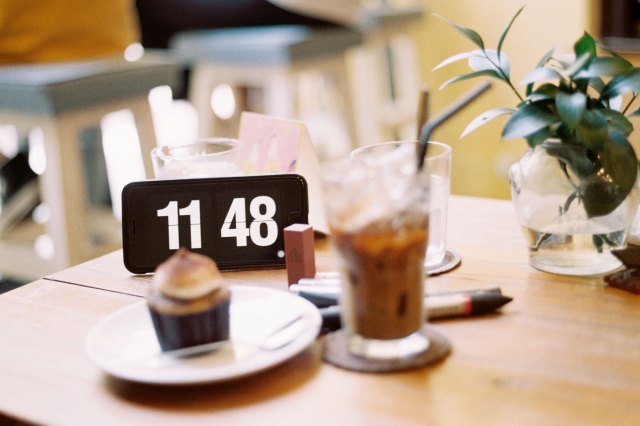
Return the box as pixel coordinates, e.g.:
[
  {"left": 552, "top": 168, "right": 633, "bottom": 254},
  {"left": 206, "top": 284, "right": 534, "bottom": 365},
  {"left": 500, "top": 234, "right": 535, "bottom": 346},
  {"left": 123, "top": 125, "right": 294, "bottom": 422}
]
[{"left": 238, "top": 112, "right": 328, "bottom": 234}]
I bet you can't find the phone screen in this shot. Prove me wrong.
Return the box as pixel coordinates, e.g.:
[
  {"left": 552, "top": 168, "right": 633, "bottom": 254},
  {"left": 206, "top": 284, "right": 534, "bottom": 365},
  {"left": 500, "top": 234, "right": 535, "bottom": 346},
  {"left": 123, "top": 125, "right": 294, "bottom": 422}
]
[{"left": 122, "top": 174, "right": 308, "bottom": 273}]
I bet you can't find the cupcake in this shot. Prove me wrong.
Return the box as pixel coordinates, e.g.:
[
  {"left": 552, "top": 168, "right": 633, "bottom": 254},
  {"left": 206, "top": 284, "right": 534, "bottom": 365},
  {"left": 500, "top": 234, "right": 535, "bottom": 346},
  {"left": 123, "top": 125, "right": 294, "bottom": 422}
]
[{"left": 147, "top": 248, "right": 231, "bottom": 352}]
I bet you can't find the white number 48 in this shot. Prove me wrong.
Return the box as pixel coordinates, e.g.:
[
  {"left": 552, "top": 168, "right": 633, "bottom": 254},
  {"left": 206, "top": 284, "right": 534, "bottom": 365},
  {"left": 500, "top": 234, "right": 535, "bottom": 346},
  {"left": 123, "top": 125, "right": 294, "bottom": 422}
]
[{"left": 221, "top": 196, "right": 278, "bottom": 247}]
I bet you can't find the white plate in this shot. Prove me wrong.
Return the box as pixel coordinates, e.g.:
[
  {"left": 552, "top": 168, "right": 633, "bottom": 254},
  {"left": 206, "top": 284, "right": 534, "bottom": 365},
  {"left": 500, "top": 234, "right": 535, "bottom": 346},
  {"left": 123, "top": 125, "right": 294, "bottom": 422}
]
[{"left": 85, "top": 286, "right": 321, "bottom": 385}]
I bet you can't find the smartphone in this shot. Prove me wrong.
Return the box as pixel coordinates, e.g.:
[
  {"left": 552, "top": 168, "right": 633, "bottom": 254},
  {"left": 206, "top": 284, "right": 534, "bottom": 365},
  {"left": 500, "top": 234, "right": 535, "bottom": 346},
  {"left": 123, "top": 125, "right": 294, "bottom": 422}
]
[{"left": 122, "top": 174, "right": 309, "bottom": 274}]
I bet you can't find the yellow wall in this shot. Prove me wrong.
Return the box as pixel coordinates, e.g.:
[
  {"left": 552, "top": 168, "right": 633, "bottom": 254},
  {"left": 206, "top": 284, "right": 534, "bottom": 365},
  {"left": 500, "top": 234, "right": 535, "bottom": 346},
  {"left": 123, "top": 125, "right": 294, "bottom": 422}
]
[{"left": 413, "top": 0, "right": 597, "bottom": 199}]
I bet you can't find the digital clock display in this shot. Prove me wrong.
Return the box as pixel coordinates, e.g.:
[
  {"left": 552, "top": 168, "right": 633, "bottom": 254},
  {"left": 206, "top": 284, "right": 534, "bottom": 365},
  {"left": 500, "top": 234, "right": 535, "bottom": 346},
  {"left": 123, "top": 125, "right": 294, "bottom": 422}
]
[{"left": 122, "top": 174, "right": 309, "bottom": 273}]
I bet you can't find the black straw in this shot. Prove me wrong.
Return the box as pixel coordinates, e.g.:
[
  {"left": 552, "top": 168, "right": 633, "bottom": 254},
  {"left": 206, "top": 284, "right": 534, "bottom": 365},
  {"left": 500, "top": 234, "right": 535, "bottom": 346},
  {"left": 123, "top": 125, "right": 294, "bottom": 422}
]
[{"left": 417, "top": 81, "right": 492, "bottom": 171}]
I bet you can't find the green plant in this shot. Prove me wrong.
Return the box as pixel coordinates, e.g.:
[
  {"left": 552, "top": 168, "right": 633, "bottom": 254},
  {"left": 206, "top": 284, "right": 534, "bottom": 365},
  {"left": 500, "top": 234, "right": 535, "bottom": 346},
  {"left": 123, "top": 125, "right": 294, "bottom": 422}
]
[{"left": 434, "top": 6, "right": 640, "bottom": 218}]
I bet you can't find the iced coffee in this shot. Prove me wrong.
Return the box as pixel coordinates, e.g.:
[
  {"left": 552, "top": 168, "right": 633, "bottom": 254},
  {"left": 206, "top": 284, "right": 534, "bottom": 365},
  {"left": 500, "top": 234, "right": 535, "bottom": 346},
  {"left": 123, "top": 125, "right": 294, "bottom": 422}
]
[
  {"left": 333, "top": 213, "right": 428, "bottom": 340},
  {"left": 322, "top": 144, "right": 430, "bottom": 359}
]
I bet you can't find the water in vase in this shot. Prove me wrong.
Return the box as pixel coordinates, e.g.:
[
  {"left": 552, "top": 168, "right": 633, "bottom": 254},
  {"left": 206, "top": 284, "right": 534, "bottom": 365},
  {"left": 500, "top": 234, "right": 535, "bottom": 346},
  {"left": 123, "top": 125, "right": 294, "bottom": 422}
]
[{"left": 522, "top": 218, "right": 628, "bottom": 276}]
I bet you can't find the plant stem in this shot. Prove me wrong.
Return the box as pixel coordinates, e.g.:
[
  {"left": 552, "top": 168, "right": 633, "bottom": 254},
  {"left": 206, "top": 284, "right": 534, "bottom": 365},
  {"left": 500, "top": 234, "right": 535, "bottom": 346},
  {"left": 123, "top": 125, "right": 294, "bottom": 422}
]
[
  {"left": 484, "top": 52, "right": 524, "bottom": 103},
  {"left": 622, "top": 92, "right": 639, "bottom": 114},
  {"left": 507, "top": 79, "right": 525, "bottom": 103}
]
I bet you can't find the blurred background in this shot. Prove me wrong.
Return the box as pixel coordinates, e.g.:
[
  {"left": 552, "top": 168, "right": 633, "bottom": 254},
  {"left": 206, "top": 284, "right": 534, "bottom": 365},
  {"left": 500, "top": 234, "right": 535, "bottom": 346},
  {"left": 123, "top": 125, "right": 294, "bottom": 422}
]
[{"left": 0, "top": 0, "right": 637, "bottom": 285}]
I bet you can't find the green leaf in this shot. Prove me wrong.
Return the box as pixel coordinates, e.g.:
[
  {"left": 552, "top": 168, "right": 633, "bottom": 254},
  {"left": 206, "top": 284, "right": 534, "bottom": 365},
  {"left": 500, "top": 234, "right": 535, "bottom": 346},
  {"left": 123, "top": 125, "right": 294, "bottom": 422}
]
[
  {"left": 438, "top": 69, "right": 502, "bottom": 90},
  {"left": 565, "top": 52, "right": 593, "bottom": 78},
  {"left": 556, "top": 92, "right": 586, "bottom": 129},
  {"left": 593, "top": 234, "right": 605, "bottom": 253},
  {"left": 527, "top": 93, "right": 554, "bottom": 103},
  {"left": 526, "top": 83, "right": 559, "bottom": 103},
  {"left": 562, "top": 191, "right": 579, "bottom": 214},
  {"left": 588, "top": 77, "right": 606, "bottom": 94},
  {"left": 628, "top": 106, "right": 640, "bottom": 117},
  {"left": 460, "top": 107, "right": 515, "bottom": 138},
  {"left": 532, "top": 83, "right": 559, "bottom": 97},
  {"left": 497, "top": 6, "right": 525, "bottom": 58},
  {"left": 535, "top": 48, "right": 557, "bottom": 68},
  {"left": 574, "top": 56, "right": 633, "bottom": 79},
  {"left": 434, "top": 14, "right": 485, "bottom": 50},
  {"left": 502, "top": 103, "right": 559, "bottom": 139},
  {"left": 541, "top": 141, "right": 596, "bottom": 177},
  {"left": 527, "top": 48, "right": 556, "bottom": 96},
  {"left": 432, "top": 50, "right": 486, "bottom": 71},
  {"left": 525, "top": 127, "right": 556, "bottom": 149},
  {"left": 575, "top": 110, "right": 608, "bottom": 151},
  {"left": 573, "top": 32, "right": 597, "bottom": 58},
  {"left": 581, "top": 133, "right": 638, "bottom": 217},
  {"left": 596, "top": 39, "right": 634, "bottom": 68},
  {"left": 520, "top": 67, "right": 564, "bottom": 86},
  {"left": 602, "top": 109, "right": 634, "bottom": 136},
  {"left": 602, "top": 68, "right": 640, "bottom": 98},
  {"left": 469, "top": 49, "right": 509, "bottom": 77}
]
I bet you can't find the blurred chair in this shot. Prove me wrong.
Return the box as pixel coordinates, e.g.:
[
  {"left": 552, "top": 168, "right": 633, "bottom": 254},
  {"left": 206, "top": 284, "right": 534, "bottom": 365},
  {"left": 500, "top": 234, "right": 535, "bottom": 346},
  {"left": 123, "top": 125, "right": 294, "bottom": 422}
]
[
  {"left": 167, "top": 3, "right": 424, "bottom": 155},
  {"left": 0, "top": 58, "right": 180, "bottom": 279},
  {"left": 168, "top": 25, "right": 363, "bottom": 159}
]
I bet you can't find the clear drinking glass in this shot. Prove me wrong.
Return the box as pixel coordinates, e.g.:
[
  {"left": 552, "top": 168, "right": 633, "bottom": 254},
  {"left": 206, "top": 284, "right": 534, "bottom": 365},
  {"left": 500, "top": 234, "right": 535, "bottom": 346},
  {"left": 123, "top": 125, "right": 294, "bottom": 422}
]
[
  {"left": 352, "top": 141, "right": 452, "bottom": 269},
  {"left": 151, "top": 138, "right": 243, "bottom": 179},
  {"left": 322, "top": 144, "right": 430, "bottom": 360}
]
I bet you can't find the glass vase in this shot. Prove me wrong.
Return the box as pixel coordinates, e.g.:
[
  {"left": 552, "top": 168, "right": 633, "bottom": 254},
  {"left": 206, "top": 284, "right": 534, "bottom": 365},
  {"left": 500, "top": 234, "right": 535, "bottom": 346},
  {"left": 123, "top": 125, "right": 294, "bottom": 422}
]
[{"left": 509, "top": 145, "right": 640, "bottom": 276}]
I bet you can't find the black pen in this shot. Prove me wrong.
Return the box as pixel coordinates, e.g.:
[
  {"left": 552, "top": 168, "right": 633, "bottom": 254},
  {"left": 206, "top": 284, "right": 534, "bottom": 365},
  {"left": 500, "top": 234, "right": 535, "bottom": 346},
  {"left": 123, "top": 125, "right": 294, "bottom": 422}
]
[
  {"left": 314, "top": 290, "right": 513, "bottom": 332},
  {"left": 294, "top": 286, "right": 504, "bottom": 309},
  {"left": 424, "top": 291, "right": 512, "bottom": 318}
]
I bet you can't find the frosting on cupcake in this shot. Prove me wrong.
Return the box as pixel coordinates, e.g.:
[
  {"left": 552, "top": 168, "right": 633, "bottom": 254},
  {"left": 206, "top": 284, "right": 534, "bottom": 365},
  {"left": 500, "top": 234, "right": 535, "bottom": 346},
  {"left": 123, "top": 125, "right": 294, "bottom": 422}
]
[{"left": 152, "top": 249, "right": 223, "bottom": 300}]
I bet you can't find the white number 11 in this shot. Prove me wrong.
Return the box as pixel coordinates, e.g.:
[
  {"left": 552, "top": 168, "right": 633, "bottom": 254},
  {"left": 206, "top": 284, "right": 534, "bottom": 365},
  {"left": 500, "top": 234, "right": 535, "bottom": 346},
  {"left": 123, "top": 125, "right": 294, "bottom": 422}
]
[
  {"left": 157, "top": 200, "right": 201, "bottom": 250},
  {"left": 156, "top": 196, "right": 277, "bottom": 251}
]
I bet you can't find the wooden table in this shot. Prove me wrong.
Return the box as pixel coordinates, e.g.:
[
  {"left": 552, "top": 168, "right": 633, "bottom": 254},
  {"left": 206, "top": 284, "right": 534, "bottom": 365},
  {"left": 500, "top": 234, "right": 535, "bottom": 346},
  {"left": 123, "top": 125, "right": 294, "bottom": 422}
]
[{"left": 1, "top": 196, "right": 639, "bottom": 425}]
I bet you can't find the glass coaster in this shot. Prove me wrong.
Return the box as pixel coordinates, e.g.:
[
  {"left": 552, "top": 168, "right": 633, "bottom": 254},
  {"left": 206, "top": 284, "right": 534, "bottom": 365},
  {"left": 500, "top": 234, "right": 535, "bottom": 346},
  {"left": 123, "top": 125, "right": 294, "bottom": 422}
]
[
  {"left": 322, "top": 325, "right": 451, "bottom": 373},
  {"left": 426, "top": 249, "right": 461, "bottom": 276}
]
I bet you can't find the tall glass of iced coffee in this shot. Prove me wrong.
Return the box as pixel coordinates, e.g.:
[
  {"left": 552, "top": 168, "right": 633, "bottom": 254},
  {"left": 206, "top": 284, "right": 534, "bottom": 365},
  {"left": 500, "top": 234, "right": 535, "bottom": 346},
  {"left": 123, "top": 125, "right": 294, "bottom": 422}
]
[{"left": 322, "top": 143, "right": 430, "bottom": 360}]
